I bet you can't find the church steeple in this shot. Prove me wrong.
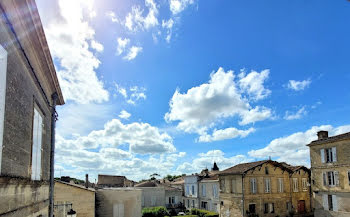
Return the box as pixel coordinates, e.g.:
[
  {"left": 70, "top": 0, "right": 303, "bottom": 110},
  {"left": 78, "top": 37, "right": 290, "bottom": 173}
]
[{"left": 212, "top": 162, "right": 219, "bottom": 171}]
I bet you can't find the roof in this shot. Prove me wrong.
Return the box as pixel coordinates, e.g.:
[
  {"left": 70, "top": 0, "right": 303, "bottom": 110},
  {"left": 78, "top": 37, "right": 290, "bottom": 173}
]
[
  {"left": 135, "top": 181, "right": 182, "bottom": 192},
  {"left": 1, "top": 0, "right": 64, "bottom": 105},
  {"left": 308, "top": 131, "right": 350, "bottom": 146},
  {"left": 219, "top": 160, "right": 309, "bottom": 175},
  {"left": 135, "top": 181, "right": 158, "bottom": 187},
  {"left": 55, "top": 180, "right": 95, "bottom": 192},
  {"left": 201, "top": 174, "right": 218, "bottom": 182}
]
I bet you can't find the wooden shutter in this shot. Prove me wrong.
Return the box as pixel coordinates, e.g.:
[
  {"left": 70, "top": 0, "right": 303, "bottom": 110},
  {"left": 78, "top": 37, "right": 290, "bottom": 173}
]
[
  {"left": 320, "top": 149, "right": 325, "bottom": 163},
  {"left": 334, "top": 171, "right": 339, "bottom": 186},
  {"left": 332, "top": 195, "right": 338, "bottom": 211},
  {"left": 323, "top": 194, "right": 328, "bottom": 210},
  {"left": 332, "top": 147, "right": 337, "bottom": 162}
]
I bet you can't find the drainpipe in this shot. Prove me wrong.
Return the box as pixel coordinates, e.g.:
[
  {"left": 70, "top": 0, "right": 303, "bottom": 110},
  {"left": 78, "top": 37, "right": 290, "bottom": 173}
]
[
  {"left": 49, "top": 93, "right": 58, "bottom": 217},
  {"left": 242, "top": 174, "right": 245, "bottom": 217}
]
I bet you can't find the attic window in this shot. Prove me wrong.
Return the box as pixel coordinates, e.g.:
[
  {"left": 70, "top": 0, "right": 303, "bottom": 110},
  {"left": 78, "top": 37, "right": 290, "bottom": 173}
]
[{"left": 265, "top": 167, "right": 269, "bottom": 175}]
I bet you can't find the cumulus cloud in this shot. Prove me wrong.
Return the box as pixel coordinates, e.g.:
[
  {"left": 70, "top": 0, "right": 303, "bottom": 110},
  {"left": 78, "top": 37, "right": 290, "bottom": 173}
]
[
  {"left": 124, "top": 0, "right": 159, "bottom": 32},
  {"left": 287, "top": 79, "right": 311, "bottom": 91},
  {"left": 162, "top": 18, "right": 174, "bottom": 43},
  {"left": 248, "top": 125, "right": 350, "bottom": 166},
  {"left": 106, "top": 11, "right": 119, "bottom": 23},
  {"left": 119, "top": 110, "right": 131, "bottom": 120},
  {"left": 123, "top": 46, "right": 143, "bottom": 60},
  {"left": 115, "top": 85, "right": 147, "bottom": 105},
  {"left": 170, "top": 0, "right": 195, "bottom": 15},
  {"left": 165, "top": 67, "right": 272, "bottom": 141},
  {"left": 37, "top": 0, "right": 109, "bottom": 104},
  {"left": 284, "top": 106, "right": 307, "bottom": 120},
  {"left": 238, "top": 69, "right": 271, "bottom": 100},
  {"left": 176, "top": 150, "right": 250, "bottom": 174},
  {"left": 198, "top": 127, "right": 255, "bottom": 143},
  {"left": 117, "top": 37, "right": 130, "bottom": 55}
]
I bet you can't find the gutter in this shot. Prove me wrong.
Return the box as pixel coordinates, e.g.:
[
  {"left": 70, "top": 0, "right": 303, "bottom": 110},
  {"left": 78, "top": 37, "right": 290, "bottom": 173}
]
[
  {"left": 242, "top": 174, "right": 245, "bottom": 217},
  {"left": 49, "top": 93, "right": 58, "bottom": 217}
]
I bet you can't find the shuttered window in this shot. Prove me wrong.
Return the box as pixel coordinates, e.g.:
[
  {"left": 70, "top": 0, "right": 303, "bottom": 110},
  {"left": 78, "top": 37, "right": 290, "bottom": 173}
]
[
  {"left": 202, "top": 184, "right": 206, "bottom": 197},
  {"left": 302, "top": 178, "right": 308, "bottom": 191},
  {"left": 265, "top": 178, "right": 271, "bottom": 193},
  {"left": 31, "top": 107, "right": 43, "bottom": 180},
  {"left": 0, "top": 44, "right": 7, "bottom": 174},
  {"left": 293, "top": 178, "right": 298, "bottom": 192},
  {"left": 250, "top": 178, "right": 257, "bottom": 194},
  {"left": 325, "top": 171, "right": 339, "bottom": 187},
  {"left": 278, "top": 178, "right": 284, "bottom": 193}
]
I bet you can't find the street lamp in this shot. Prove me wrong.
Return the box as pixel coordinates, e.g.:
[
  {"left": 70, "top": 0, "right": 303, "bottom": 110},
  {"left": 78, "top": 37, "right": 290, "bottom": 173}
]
[{"left": 67, "top": 208, "right": 76, "bottom": 217}]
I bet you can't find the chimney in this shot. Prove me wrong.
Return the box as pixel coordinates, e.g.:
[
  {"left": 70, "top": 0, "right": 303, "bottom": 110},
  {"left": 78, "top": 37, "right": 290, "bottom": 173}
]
[
  {"left": 317, "top": 131, "right": 328, "bottom": 140},
  {"left": 85, "top": 174, "right": 89, "bottom": 188}
]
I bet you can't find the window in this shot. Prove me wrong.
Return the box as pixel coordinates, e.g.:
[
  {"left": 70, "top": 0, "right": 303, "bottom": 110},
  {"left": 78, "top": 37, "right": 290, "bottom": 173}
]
[
  {"left": 201, "top": 201, "right": 207, "bottom": 209},
  {"left": 231, "top": 179, "right": 236, "bottom": 193},
  {"left": 250, "top": 178, "right": 257, "bottom": 194},
  {"left": 202, "top": 184, "right": 206, "bottom": 197},
  {"left": 323, "top": 171, "right": 339, "bottom": 187},
  {"left": 187, "top": 199, "right": 189, "bottom": 207},
  {"left": 348, "top": 171, "right": 350, "bottom": 185},
  {"left": 323, "top": 194, "right": 338, "bottom": 211},
  {"left": 192, "top": 200, "right": 195, "bottom": 208},
  {"left": 192, "top": 185, "right": 195, "bottom": 195},
  {"left": 31, "top": 107, "right": 43, "bottom": 180},
  {"left": 321, "top": 148, "right": 337, "bottom": 163},
  {"left": 265, "top": 167, "right": 269, "bottom": 175},
  {"left": 220, "top": 179, "right": 225, "bottom": 192},
  {"left": 169, "top": 197, "right": 171, "bottom": 204},
  {"left": 0, "top": 44, "right": 7, "bottom": 175},
  {"left": 264, "top": 203, "right": 274, "bottom": 213},
  {"left": 248, "top": 204, "right": 256, "bottom": 214},
  {"left": 172, "top": 196, "right": 175, "bottom": 204},
  {"left": 186, "top": 185, "right": 189, "bottom": 195},
  {"left": 278, "top": 178, "right": 284, "bottom": 193},
  {"left": 213, "top": 184, "right": 218, "bottom": 198},
  {"left": 302, "top": 178, "right": 308, "bottom": 191},
  {"left": 265, "top": 178, "right": 271, "bottom": 193},
  {"left": 293, "top": 178, "right": 298, "bottom": 192}
]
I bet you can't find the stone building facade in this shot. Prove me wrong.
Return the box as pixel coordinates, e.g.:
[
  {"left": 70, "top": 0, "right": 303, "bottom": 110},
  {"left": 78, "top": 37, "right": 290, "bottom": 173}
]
[
  {"left": 96, "top": 188, "right": 142, "bottom": 217},
  {"left": 54, "top": 180, "right": 95, "bottom": 217},
  {"left": 0, "top": 0, "right": 64, "bottom": 216},
  {"left": 307, "top": 131, "right": 350, "bottom": 217},
  {"left": 97, "top": 174, "right": 134, "bottom": 188},
  {"left": 198, "top": 175, "right": 220, "bottom": 212},
  {"left": 184, "top": 175, "right": 200, "bottom": 209},
  {"left": 219, "top": 160, "right": 312, "bottom": 217}
]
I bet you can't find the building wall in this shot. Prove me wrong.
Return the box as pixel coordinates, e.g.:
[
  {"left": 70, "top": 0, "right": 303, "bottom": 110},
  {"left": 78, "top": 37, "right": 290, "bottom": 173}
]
[
  {"left": 54, "top": 182, "right": 95, "bottom": 217},
  {"left": 137, "top": 187, "right": 165, "bottom": 208},
  {"left": 165, "top": 189, "right": 182, "bottom": 205},
  {"left": 219, "top": 163, "right": 311, "bottom": 217},
  {"left": 309, "top": 138, "right": 350, "bottom": 215},
  {"left": 96, "top": 188, "right": 142, "bottom": 217},
  {"left": 97, "top": 175, "right": 125, "bottom": 187},
  {"left": 199, "top": 181, "right": 219, "bottom": 212},
  {"left": 290, "top": 170, "right": 312, "bottom": 215},
  {"left": 184, "top": 175, "right": 199, "bottom": 209},
  {"left": 0, "top": 1, "right": 56, "bottom": 215}
]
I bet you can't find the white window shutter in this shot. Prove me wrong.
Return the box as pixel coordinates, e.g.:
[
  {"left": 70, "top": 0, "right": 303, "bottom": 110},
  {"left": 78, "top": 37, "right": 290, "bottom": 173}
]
[
  {"left": 320, "top": 149, "right": 325, "bottom": 163},
  {"left": 332, "top": 147, "right": 337, "bottom": 162},
  {"left": 332, "top": 195, "right": 338, "bottom": 211},
  {"left": 31, "top": 109, "right": 39, "bottom": 180},
  {"left": 323, "top": 194, "right": 328, "bottom": 210},
  {"left": 36, "top": 113, "right": 43, "bottom": 180},
  {"left": 334, "top": 171, "right": 339, "bottom": 186}
]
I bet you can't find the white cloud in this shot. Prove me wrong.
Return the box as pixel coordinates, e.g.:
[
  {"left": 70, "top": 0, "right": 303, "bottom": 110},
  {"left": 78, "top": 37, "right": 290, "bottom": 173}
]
[
  {"left": 124, "top": 0, "right": 159, "bottom": 32},
  {"left": 36, "top": 0, "right": 109, "bottom": 104},
  {"left": 170, "top": 0, "right": 195, "bottom": 15},
  {"left": 119, "top": 110, "right": 131, "bottom": 120},
  {"left": 287, "top": 79, "right": 311, "bottom": 91},
  {"left": 106, "top": 11, "right": 119, "bottom": 23},
  {"left": 115, "top": 85, "right": 147, "bottom": 105},
  {"left": 248, "top": 125, "right": 350, "bottom": 166},
  {"left": 176, "top": 150, "right": 250, "bottom": 174},
  {"left": 123, "top": 46, "right": 143, "bottom": 60},
  {"left": 284, "top": 106, "right": 307, "bottom": 120},
  {"left": 117, "top": 37, "right": 130, "bottom": 55},
  {"left": 91, "top": 40, "right": 104, "bottom": 52},
  {"left": 162, "top": 18, "right": 174, "bottom": 43},
  {"left": 239, "top": 69, "right": 271, "bottom": 100},
  {"left": 165, "top": 67, "right": 272, "bottom": 141},
  {"left": 116, "top": 84, "right": 128, "bottom": 98},
  {"left": 198, "top": 127, "right": 255, "bottom": 142}
]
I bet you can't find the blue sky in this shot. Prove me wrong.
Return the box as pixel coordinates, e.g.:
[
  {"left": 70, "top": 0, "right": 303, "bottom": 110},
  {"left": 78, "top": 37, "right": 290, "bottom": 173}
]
[{"left": 36, "top": 0, "right": 350, "bottom": 181}]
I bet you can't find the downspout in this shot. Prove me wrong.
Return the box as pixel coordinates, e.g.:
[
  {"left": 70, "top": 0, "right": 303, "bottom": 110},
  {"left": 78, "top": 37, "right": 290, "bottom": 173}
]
[
  {"left": 242, "top": 174, "right": 245, "bottom": 217},
  {"left": 49, "top": 93, "right": 58, "bottom": 217}
]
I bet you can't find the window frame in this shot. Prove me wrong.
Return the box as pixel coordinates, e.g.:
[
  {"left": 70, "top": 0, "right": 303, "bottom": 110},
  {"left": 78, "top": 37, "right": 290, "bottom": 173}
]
[
  {"left": 278, "top": 178, "right": 284, "bottom": 193},
  {"left": 250, "top": 178, "right": 257, "bottom": 194},
  {"left": 302, "top": 178, "right": 308, "bottom": 191},
  {"left": 293, "top": 178, "right": 298, "bottom": 192},
  {"left": 265, "top": 178, "right": 271, "bottom": 193},
  {"left": 31, "top": 105, "right": 44, "bottom": 181}
]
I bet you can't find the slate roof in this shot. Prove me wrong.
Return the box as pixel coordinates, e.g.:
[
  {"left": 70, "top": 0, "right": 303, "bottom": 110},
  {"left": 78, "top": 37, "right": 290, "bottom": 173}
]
[
  {"left": 308, "top": 131, "right": 350, "bottom": 146},
  {"left": 219, "top": 160, "right": 309, "bottom": 175}
]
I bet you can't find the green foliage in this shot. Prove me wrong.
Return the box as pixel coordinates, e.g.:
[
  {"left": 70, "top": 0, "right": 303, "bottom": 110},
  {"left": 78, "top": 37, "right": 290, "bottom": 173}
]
[
  {"left": 164, "top": 174, "right": 185, "bottom": 182},
  {"left": 142, "top": 206, "right": 169, "bottom": 217},
  {"left": 190, "top": 209, "right": 219, "bottom": 217}
]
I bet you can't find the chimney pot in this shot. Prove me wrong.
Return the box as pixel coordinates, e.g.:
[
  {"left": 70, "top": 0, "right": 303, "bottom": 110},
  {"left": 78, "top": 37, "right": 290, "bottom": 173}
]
[
  {"left": 85, "top": 174, "right": 89, "bottom": 188},
  {"left": 317, "top": 131, "right": 328, "bottom": 140}
]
